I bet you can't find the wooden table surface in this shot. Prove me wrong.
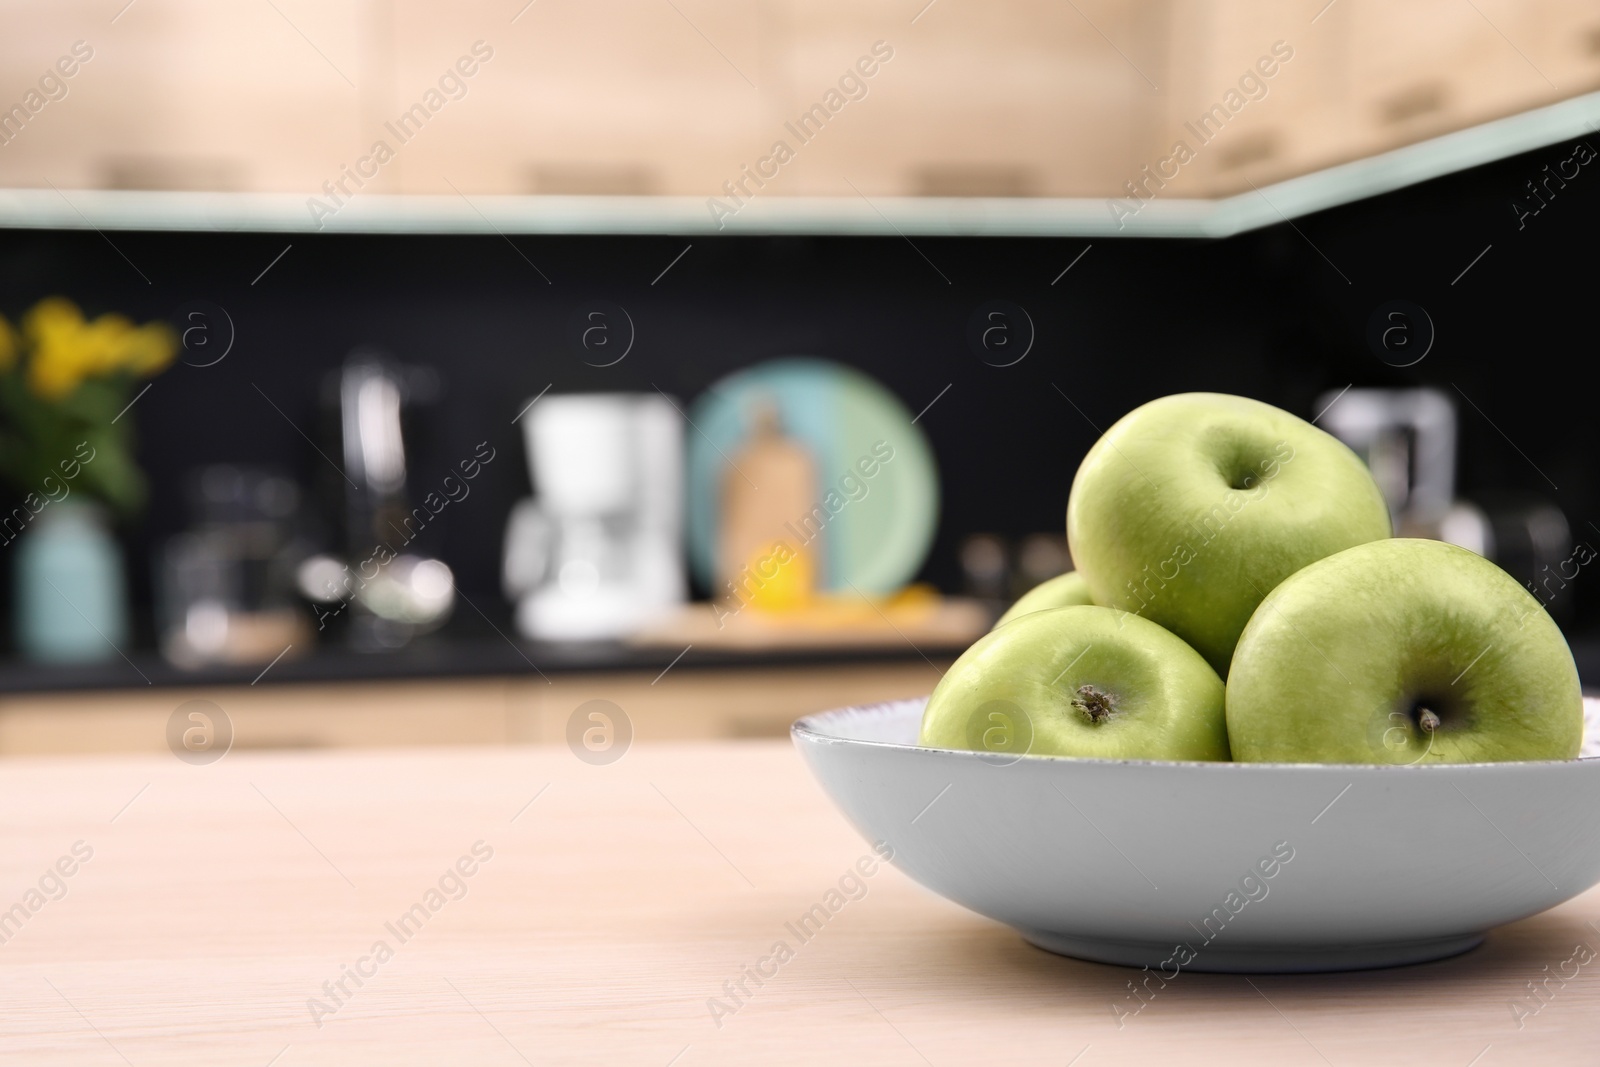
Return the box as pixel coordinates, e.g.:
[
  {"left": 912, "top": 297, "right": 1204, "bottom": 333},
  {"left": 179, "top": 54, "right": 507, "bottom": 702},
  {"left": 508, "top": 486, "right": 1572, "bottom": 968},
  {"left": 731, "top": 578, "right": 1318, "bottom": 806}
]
[{"left": 1, "top": 737, "right": 1596, "bottom": 1065}]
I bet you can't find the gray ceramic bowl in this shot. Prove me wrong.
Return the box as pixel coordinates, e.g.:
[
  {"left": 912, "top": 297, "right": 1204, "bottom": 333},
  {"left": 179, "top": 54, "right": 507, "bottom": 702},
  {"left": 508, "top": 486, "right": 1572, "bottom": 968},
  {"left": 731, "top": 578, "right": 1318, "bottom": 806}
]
[{"left": 793, "top": 697, "right": 1600, "bottom": 973}]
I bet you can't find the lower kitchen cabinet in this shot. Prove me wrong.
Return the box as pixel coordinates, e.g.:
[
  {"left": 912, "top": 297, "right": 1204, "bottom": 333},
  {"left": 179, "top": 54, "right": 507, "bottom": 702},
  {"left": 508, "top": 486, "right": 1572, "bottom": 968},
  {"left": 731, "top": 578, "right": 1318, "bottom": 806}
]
[{"left": 0, "top": 662, "right": 947, "bottom": 755}]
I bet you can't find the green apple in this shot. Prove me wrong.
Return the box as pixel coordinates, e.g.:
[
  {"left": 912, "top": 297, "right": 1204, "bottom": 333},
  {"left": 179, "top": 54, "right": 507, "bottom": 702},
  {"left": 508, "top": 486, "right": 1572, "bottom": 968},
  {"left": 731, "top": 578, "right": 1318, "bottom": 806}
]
[
  {"left": 920, "top": 605, "right": 1229, "bottom": 761},
  {"left": 1067, "top": 392, "right": 1391, "bottom": 676},
  {"left": 1226, "top": 538, "right": 1582, "bottom": 763},
  {"left": 995, "top": 571, "right": 1095, "bottom": 628}
]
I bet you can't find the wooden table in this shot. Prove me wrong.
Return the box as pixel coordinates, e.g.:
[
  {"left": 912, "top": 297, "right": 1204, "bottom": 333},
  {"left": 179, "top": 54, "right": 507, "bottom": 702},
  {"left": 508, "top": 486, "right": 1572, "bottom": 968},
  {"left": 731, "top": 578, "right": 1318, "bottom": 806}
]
[{"left": 1, "top": 738, "right": 1595, "bottom": 1065}]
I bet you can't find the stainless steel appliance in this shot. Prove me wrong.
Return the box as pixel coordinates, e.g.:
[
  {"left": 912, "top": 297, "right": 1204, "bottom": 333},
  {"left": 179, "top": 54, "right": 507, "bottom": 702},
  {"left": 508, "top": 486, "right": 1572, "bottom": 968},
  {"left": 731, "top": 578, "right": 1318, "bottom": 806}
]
[
  {"left": 296, "top": 353, "right": 455, "bottom": 649},
  {"left": 1317, "top": 387, "right": 1493, "bottom": 554}
]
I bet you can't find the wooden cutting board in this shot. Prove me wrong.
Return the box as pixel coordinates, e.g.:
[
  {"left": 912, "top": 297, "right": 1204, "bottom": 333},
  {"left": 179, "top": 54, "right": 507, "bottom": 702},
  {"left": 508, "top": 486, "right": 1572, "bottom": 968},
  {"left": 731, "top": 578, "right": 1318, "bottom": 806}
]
[{"left": 628, "top": 595, "right": 991, "bottom": 651}]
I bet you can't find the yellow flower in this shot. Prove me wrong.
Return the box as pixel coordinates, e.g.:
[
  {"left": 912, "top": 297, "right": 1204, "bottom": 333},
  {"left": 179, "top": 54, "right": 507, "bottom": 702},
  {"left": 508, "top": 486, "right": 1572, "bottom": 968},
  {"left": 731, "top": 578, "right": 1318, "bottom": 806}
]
[
  {"left": 118, "top": 321, "right": 178, "bottom": 376},
  {"left": 79, "top": 313, "right": 136, "bottom": 375},
  {"left": 0, "top": 316, "right": 16, "bottom": 372},
  {"left": 24, "top": 298, "right": 93, "bottom": 400},
  {"left": 21, "top": 296, "right": 85, "bottom": 346},
  {"left": 17, "top": 297, "right": 179, "bottom": 399},
  {"left": 27, "top": 346, "right": 89, "bottom": 400}
]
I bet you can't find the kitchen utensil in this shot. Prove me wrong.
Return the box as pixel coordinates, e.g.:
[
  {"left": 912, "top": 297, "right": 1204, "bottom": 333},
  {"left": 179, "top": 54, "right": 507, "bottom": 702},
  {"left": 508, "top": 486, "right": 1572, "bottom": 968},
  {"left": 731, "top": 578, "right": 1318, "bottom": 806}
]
[
  {"left": 684, "top": 359, "right": 938, "bottom": 596},
  {"left": 159, "top": 464, "right": 308, "bottom": 667}
]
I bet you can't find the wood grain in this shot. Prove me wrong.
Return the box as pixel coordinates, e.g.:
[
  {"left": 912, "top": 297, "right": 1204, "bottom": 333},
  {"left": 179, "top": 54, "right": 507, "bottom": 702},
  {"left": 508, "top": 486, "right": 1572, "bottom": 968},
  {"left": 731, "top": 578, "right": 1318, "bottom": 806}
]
[
  {"left": 0, "top": 737, "right": 1596, "bottom": 1064},
  {"left": 3, "top": 1, "right": 1597, "bottom": 200}
]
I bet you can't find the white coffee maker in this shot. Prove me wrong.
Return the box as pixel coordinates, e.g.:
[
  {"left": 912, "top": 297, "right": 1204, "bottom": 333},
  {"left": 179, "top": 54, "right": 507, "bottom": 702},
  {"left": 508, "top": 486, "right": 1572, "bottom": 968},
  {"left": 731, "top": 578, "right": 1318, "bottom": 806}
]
[{"left": 503, "top": 393, "right": 685, "bottom": 640}]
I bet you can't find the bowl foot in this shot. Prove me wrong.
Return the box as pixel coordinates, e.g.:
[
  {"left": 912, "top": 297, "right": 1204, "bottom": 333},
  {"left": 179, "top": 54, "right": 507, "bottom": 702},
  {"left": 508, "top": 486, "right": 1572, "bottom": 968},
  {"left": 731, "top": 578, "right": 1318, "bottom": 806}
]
[{"left": 1019, "top": 928, "right": 1486, "bottom": 973}]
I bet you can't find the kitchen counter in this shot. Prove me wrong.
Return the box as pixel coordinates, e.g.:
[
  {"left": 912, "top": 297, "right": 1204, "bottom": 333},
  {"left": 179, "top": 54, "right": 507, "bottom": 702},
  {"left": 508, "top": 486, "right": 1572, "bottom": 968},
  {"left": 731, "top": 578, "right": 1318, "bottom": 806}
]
[
  {"left": 0, "top": 632, "right": 971, "bottom": 695},
  {"left": 2, "top": 739, "right": 1594, "bottom": 1064},
  {"left": 7, "top": 629, "right": 1600, "bottom": 696}
]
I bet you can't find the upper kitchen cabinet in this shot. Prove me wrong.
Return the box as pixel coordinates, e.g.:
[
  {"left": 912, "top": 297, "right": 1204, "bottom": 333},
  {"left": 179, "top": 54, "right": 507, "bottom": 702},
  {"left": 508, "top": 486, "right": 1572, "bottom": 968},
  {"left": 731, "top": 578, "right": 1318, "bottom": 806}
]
[
  {"left": 0, "top": 0, "right": 366, "bottom": 194},
  {"left": 1161, "top": 0, "right": 1600, "bottom": 197},
  {"left": 1152, "top": 0, "right": 1332, "bottom": 195},
  {"left": 377, "top": 0, "right": 1164, "bottom": 200},
  {"left": 2, "top": 0, "right": 1599, "bottom": 233},
  {"left": 378, "top": 0, "right": 768, "bottom": 197},
  {"left": 753, "top": 0, "right": 1164, "bottom": 198}
]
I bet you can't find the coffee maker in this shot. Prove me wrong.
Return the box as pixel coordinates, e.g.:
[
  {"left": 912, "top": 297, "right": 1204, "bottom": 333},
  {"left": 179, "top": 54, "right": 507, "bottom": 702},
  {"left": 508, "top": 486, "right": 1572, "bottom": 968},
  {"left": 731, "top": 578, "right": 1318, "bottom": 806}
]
[{"left": 504, "top": 393, "right": 685, "bottom": 640}]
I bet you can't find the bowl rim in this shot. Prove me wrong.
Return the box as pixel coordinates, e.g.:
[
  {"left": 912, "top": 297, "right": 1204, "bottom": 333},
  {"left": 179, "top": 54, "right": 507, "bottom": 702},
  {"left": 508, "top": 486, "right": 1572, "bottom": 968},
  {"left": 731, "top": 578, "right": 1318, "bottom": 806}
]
[{"left": 792, "top": 697, "right": 1598, "bottom": 772}]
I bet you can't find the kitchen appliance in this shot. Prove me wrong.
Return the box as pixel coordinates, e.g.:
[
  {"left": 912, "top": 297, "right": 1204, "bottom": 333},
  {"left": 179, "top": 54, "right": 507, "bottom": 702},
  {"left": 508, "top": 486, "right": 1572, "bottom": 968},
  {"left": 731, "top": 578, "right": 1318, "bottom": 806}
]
[
  {"left": 504, "top": 393, "right": 684, "bottom": 640},
  {"left": 1318, "top": 386, "right": 1573, "bottom": 611},
  {"left": 1317, "top": 387, "right": 1494, "bottom": 554},
  {"left": 296, "top": 352, "right": 455, "bottom": 649},
  {"left": 158, "top": 465, "right": 308, "bottom": 668}
]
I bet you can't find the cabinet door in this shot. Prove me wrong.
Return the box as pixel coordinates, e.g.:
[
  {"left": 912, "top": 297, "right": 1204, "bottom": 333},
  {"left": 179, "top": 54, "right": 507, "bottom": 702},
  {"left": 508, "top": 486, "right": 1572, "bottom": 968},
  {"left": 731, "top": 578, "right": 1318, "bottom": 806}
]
[
  {"left": 1154, "top": 0, "right": 1600, "bottom": 198},
  {"left": 1347, "top": 1, "right": 1545, "bottom": 152},
  {"left": 1152, "top": 0, "right": 1351, "bottom": 196},
  {"left": 383, "top": 0, "right": 765, "bottom": 196},
  {"left": 0, "top": 0, "right": 364, "bottom": 195},
  {"left": 1338, "top": 0, "right": 1595, "bottom": 173},
  {"left": 762, "top": 0, "right": 1162, "bottom": 199}
]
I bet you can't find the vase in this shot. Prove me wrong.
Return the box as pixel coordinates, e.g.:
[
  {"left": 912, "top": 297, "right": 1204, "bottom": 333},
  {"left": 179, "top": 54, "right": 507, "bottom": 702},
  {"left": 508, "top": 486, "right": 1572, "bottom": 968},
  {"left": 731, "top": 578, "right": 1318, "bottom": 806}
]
[{"left": 12, "top": 500, "right": 129, "bottom": 663}]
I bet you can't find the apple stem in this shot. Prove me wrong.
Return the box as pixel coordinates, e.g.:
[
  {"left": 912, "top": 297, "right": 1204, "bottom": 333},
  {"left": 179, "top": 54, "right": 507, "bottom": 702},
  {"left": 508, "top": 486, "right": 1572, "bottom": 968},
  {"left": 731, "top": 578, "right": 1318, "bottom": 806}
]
[
  {"left": 1071, "top": 684, "right": 1117, "bottom": 725},
  {"left": 1417, "top": 707, "right": 1441, "bottom": 734}
]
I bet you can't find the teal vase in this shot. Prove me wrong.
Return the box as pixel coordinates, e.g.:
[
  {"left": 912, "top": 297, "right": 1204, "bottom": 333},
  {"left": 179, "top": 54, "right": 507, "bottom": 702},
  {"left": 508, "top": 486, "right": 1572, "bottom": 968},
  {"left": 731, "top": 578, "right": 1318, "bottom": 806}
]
[{"left": 13, "top": 501, "right": 129, "bottom": 663}]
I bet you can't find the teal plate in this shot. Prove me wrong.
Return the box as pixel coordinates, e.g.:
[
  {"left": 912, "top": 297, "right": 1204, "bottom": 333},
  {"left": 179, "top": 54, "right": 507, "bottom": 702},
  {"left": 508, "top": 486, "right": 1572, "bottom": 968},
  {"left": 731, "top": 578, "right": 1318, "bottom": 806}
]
[{"left": 685, "top": 358, "right": 939, "bottom": 594}]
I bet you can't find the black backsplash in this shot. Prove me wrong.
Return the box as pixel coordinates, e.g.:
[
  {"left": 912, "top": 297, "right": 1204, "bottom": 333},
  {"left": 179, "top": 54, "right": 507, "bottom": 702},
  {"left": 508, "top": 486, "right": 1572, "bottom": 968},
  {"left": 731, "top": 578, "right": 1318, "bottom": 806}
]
[{"left": 2, "top": 131, "right": 1595, "bottom": 641}]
